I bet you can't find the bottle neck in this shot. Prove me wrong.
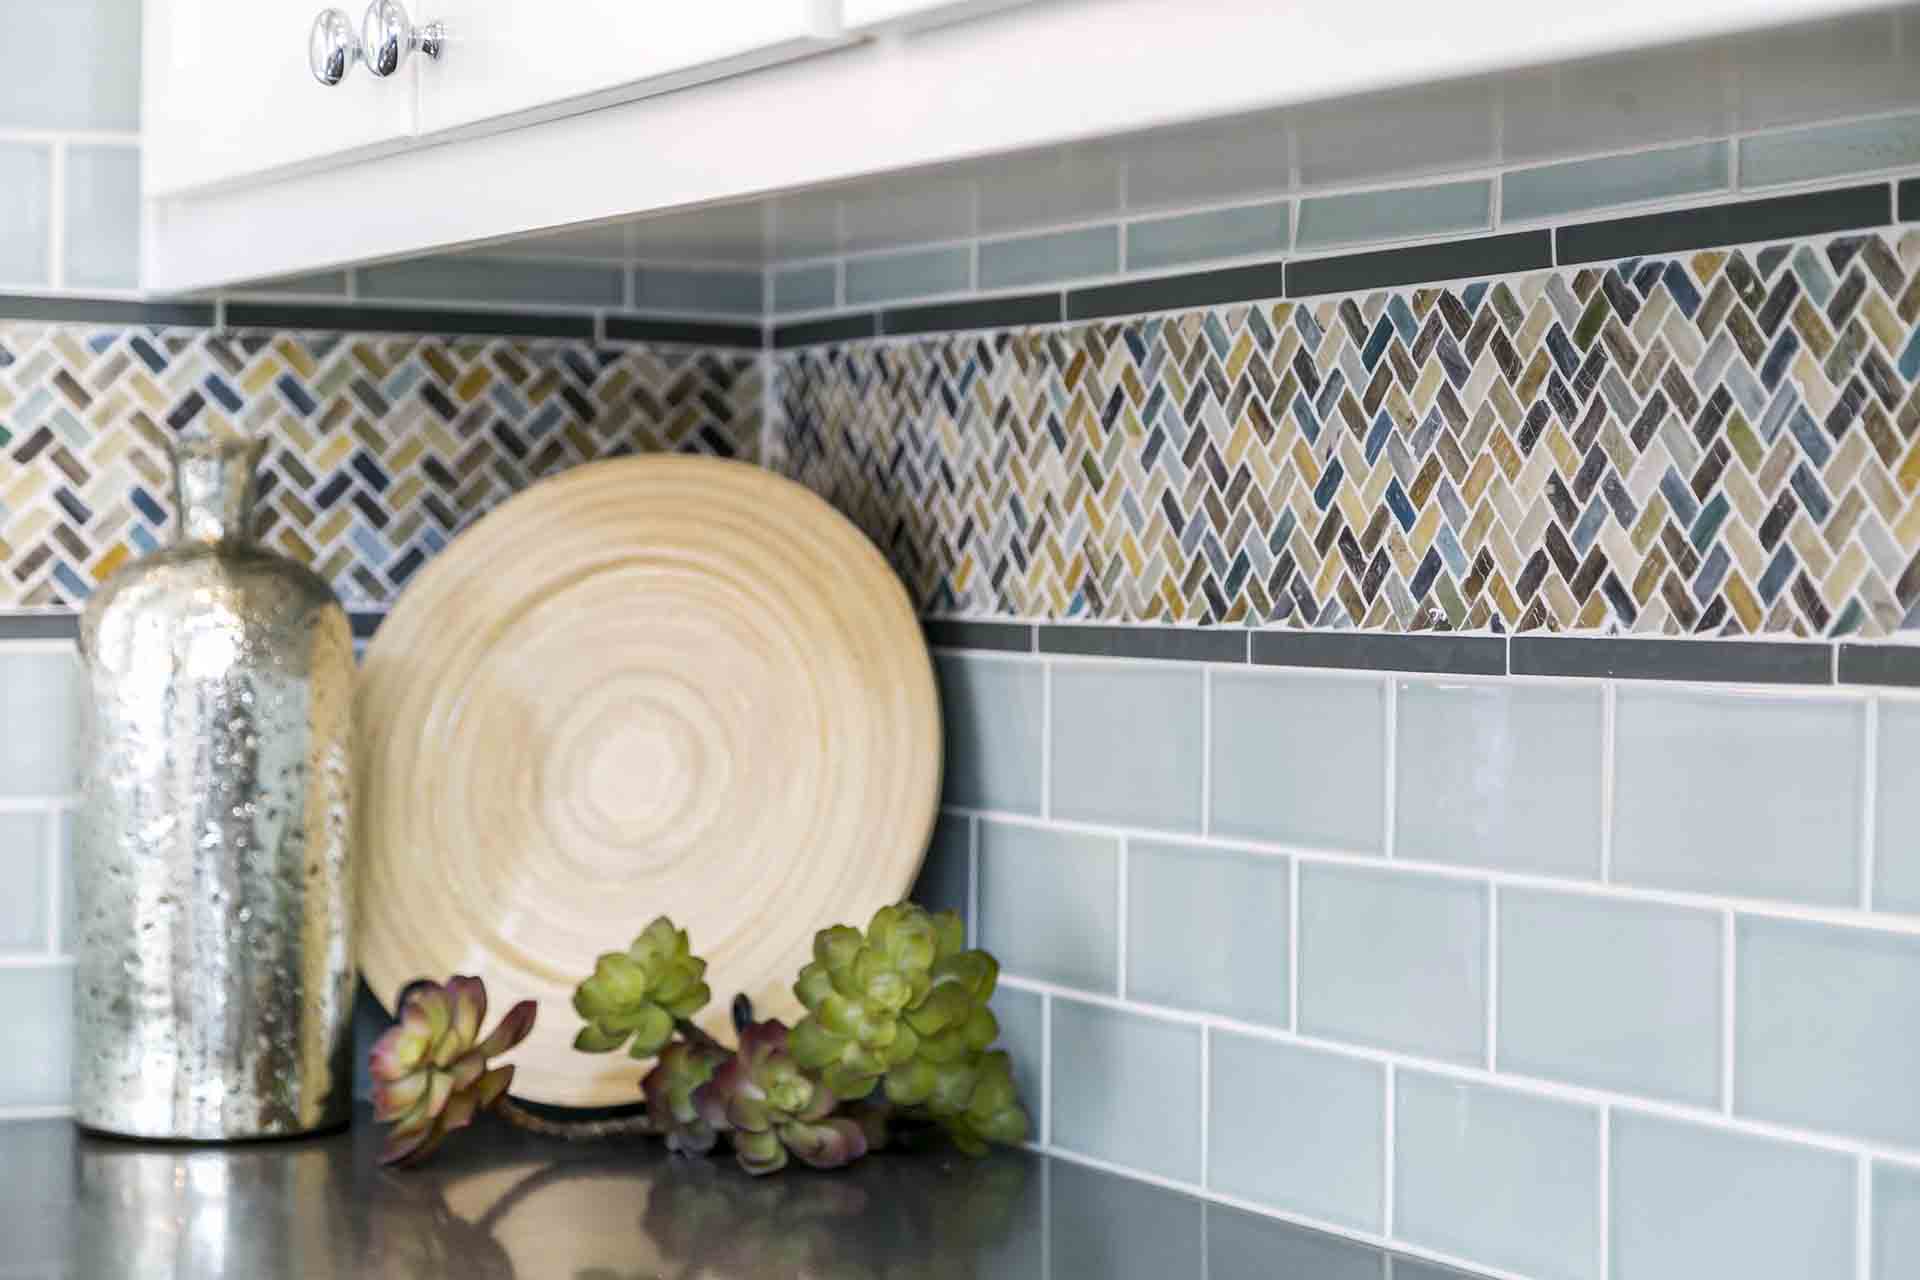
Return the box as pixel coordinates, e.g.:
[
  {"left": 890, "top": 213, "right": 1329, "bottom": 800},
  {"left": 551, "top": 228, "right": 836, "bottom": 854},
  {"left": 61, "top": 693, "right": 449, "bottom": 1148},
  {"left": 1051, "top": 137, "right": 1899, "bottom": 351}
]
[{"left": 172, "top": 438, "right": 265, "bottom": 546}]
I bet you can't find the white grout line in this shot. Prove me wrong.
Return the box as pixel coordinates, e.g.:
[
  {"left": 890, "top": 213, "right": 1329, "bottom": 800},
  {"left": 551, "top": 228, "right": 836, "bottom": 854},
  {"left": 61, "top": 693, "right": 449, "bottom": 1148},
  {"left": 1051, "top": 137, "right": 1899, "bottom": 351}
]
[
  {"left": 47, "top": 140, "right": 67, "bottom": 292},
  {"left": 1863, "top": 697, "right": 1880, "bottom": 912},
  {"left": 938, "top": 804, "right": 1920, "bottom": 940},
  {"left": 1858, "top": 1154, "right": 1874, "bottom": 1280},
  {"left": 1039, "top": 990, "right": 1054, "bottom": 1147},
  {"left": 1198, "top": 1022, "right": 1212, "bottom": 1189},
  {"left": 1383, "top": 1062, "right": 1398, "bottom": 1235},
  {"left": 1382, "top": 676, "right": 1398, "bottom": 857},
  {"left": 1721, "top": 909, "right": 1737, "bottom": 1115},
  {"left": 1487, "top": 883, "right": 1501, "bottom": 1071},
  {"left": 0, "top": 795, "right": 80, "bottom": 814},
  {"left": 1116, "top": 836, "right": 1130, "bottom": 1000},
  {"left": 1007, "top": 973, "right": 1920, "bottom": 1172},
  {"left": 1599, "top": 1106, "right": 1613, "bottom": 1280},
  {"left": 966, "top": 813, "right": 980, "bottom": 950},
  {"left": 0, "top": 956, "right": 75, "bottom": 970},
  {"left": 1200, "top": 666, "right": 1213, "bottom": 837},
  {"left": 0, "top": 1105, "right": 74, "bottom": 1122},
  {"left": 1600, "top": 681, "right": 1618, "bottom": 883}
]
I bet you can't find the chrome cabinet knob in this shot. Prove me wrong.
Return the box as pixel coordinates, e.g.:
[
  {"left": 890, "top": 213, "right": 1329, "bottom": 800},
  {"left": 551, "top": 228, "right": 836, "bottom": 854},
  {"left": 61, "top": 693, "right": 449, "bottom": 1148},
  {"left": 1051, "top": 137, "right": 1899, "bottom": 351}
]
[
  {"left": 309, "top": 8, "right": 361, "bottom": 86},
  {"left": 360, "top": 0, "right": 444, "bottom": 78}
]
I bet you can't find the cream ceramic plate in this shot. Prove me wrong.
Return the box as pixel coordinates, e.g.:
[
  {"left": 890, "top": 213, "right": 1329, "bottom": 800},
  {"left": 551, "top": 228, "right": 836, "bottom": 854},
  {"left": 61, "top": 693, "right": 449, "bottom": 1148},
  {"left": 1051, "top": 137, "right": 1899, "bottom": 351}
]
[{"left": 356, "top": 457, "right": 942, "bottom": 1107}]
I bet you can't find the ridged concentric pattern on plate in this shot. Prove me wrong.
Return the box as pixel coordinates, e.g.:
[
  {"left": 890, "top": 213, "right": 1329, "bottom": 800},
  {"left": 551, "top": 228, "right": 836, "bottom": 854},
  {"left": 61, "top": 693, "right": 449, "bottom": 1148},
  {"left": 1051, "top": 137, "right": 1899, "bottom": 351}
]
[{"left": 356, "top": 456, "right": 941, "bottom": 1107}]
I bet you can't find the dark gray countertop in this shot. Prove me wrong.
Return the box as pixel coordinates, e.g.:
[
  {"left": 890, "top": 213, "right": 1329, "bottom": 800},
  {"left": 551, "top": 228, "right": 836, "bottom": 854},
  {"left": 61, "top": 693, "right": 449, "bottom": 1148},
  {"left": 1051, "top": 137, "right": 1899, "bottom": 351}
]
[{"left": 0, "top": 1107, "right": 1493, "bottom": 1278}]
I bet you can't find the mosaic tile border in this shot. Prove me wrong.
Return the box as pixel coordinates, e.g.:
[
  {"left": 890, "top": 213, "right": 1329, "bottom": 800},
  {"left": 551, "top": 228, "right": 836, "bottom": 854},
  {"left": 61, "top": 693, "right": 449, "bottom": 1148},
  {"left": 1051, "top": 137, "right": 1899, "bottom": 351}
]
[
  {"left": 0, "top": 324, "right": 763, "bottom": 610},
  {"left": 774, "top": 223, "right": 1920, "bottom": 641}
]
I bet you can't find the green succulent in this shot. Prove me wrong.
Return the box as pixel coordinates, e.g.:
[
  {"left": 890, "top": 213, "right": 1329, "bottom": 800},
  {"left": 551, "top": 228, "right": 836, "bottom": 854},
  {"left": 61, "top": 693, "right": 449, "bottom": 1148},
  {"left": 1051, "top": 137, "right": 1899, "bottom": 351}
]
[
  {"left": 789, "top": 903, "right": 1000, "bottom": 1105},
  {"left": 369, "top": 975, "right": 536, "bottom": 1166},
  {"left": 695, "top": 1020, "right": 869, "bottom": 1175},
  {"left": 932, "top": 1050, "right": 1029, "bottom": 1156},
  {"left": 572, "top": 916, "right": 711, "bottom": 1059},
  {"left": 642, "top": 1038, "right": 726, "bottom": 1156}
]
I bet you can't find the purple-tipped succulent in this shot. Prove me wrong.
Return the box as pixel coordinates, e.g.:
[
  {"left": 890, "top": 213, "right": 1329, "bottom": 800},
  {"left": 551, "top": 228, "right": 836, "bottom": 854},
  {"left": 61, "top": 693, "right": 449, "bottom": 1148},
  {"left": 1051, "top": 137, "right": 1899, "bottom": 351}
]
[
  {"left": 694, "top": 1020, "right": 869, "bottom": 1175},
  {"left": 369, "top": 975, "right": 536, "bottom": 1167},
  {"left": 642, "top": 1038, "right": 727, "bottom": 1156}
]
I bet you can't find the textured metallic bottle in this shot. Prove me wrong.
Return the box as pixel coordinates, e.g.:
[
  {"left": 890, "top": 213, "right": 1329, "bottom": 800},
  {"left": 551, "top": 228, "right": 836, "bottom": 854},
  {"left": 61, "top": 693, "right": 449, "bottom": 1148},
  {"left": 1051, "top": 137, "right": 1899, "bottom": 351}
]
[{"left": 75, "top": 434, "right": 355, "bottom": 1139}]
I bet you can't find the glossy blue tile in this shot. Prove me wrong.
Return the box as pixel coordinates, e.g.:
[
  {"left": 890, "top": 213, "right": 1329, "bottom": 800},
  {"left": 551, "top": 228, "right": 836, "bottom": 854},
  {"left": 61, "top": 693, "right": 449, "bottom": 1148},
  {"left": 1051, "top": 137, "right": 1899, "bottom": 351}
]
[
  {"left": 1741, "top": 113, "right": 1920, "bottom": 188},
  {"left": 911, "top": 812, "right": 970, "bottom": 925},
  {"left": 0, "top": 812, "right": 49, "bottom": 953},
  {"left": 1210, "top": 671, "right": 1385, "bottom": 852},
  {"left": 0, "top": 967, "right": 70, "bottom": 1106},
  {"left": 989, "top": 984, "right": 1044, "bottom": 1140},
  {"left": 1499, "top": 889, "right": 1722, "bottom": 1106},
  {"left": 1051, "top": 663, "right": 1204, "bottom": 831},
  {"left": 1209, "top": 1032, "right": 1384, "bottom": 1231},
  {"left": 772, "top": 264, "right": 836, "bottom": 313},
  {"left": 1127, "top": 840, "right": 1288, "bottom": 1026},
  {"left": 0, "top": 650, "right": 82, "bottom": 795},
  {"left": 1501, "top": 142, "right": 1730, "bottom": 222},
  {"left": 978, "top": 820, "right": 1118, "bottom": 993},
  {"left": 1126, "top": 202, "right": 1291, "bottom": 273},
  {"left": 0, "top": 142, "right": 53, "bottom": 287},
  {"left": 1874, "top": 700, "right": 1920, "bottom": 913},
  {"left": 844, "top": 247, "right": 970, "bottom": 305},
  {"left": 1395, "top": 1072, "right": 1600, "bottom": 1280},
  {"left": 0, "top": 0, "right": 140, "bottom": 131},
  {"left": 1298, "top": 864, "right": 1487, "bottom": 1065},
  {"left": 1610, "top": 1110, "right": 1855, "bottom": 1280},
  {"left": 1395, "top": 680, "right": 1603, "bottom": 877},
  {"left": 1874, "top": 1162, "right": 1920, "bottom": 1280},
  {"left": 631, "top": 267, "right": 764, "bottom": 316},
  {"left": 64, "top": 144, "right": 140, "bottom": 290},
  {"left": 935, "top": 654, "right": 1044, "bottom": 813},
  {"left": 1612, "top": 688, "right": 1864, "bottom": 907},
  {"left": 1296, "top": 180, "right": 1491, "bottom": 251},
  {"left": 1737, "top": 916, "right": 1920, "bottom": 1148},
  {"left": 359, "top": 257, "right": 623, "bottom": 307},
  {"left": 1050, "top": 999, "right": 1201, "bottom": 1182},
  {"left": 978, "top": 226, "right": 1118, "bottom": 290}
]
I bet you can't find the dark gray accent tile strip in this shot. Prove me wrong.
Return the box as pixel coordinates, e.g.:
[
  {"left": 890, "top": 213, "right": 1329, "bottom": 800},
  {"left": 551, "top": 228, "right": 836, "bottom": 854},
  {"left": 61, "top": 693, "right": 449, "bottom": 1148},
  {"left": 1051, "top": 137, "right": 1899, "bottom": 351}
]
[
  {"left": 0, "top": 612, "right": 78, "bottom": 640},
  {"left": 883, "top": 293, "right": 1062, "bottom": 337},
  {"left": 1252, "top": 630, "right": 1506, "bottom": 676},
  {"left": 773, "top": 313, "right": 879, "bottom": 349},
  {"left": 0, "top": 295, "right": 216, "bottom": 327},
  {"left": 924, "top": 619, "right": 1034, "bottom": 652},
  {"left": 1038, "top": 624, "right": 1247, "bottom": 663},
  {"left": 225, "top": 302, "right": 594, "bottom": 340},
  {"left": 603, "top": 315, "right": 762, "bottom": 348},
  {"left": 1287, "top": 232, "right": 1552, "bottom": 298},
  {"left": 1555, "top": 184, "right": 1890, "bottom": 265},
  {"left": 1837, "top": 644, "right": 1920, "bottom": 689},
  {"left": 1067, "top": 262, "right": 1286, "bottom": 322},
  {"left": 1510, "top": 636, "right": 1831, "bottom": 684},
  {"left": 1901, "top": 178, "right": 1918, "bottom": 223},
  {"left": 349, "top": 612, "right": 384, "bottom": 640}
]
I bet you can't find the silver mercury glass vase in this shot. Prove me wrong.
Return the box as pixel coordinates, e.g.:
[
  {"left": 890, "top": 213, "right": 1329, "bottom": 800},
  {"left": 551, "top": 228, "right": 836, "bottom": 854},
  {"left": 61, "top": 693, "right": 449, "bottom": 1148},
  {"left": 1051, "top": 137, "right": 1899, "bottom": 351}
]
[{"left": 74, "top": 433, "right": 355, "bottom": 1139}]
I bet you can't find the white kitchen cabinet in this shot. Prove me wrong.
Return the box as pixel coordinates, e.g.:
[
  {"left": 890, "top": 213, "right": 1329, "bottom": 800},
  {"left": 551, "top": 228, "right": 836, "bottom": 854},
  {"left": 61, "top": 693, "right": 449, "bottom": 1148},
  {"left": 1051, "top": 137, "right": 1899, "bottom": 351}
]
[
  {"left": 416, "top": 0, "right": 843, "bottom": 137},
  {"left": 144, "top": 0, "right": 415, "bottom": 197},
  {"left": 841, "top": 0, "right": 1035, "bottom": 32}
]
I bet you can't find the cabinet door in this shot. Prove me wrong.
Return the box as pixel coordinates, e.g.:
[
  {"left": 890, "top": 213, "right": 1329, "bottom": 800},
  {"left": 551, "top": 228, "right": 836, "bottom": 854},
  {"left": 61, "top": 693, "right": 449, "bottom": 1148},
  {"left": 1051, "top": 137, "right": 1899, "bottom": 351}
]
[
  {"left": 417, "top": 0, "right": 841, "bottom": 137},
  {"left": 842, "top": 0, "right": 1034, "bottom": 30},
  {"left": 145, "top": 0, "right": 416, "bottom": 197}
]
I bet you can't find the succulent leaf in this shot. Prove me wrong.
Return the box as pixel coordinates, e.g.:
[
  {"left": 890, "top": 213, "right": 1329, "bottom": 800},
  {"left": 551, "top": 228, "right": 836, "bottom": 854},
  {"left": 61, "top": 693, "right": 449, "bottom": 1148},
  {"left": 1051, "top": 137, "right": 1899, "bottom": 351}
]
[
  {"left": 692, "top": 1019, "right": 870, "bottom": 1177},
  {"left": 570, "top": 916, "right": 712, "bottom": 1061},
  {"left": 368, "top": 976, "right": 537, "bottom": 1168}
]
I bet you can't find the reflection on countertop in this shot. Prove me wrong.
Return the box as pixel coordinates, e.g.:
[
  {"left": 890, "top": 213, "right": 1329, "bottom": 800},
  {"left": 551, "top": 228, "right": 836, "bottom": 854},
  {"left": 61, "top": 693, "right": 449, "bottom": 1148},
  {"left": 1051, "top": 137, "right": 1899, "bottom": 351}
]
[{"left": 0, "top": 1106, "right": 1492, "bottom": 1278}]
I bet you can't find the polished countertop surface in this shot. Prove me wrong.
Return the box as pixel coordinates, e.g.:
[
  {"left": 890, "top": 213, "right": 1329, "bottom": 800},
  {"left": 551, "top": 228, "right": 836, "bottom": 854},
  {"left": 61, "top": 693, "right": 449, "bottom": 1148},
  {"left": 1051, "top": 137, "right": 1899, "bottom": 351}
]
[{"left": 0, "top": 1108, "right": 1492, "bottom": 1279}]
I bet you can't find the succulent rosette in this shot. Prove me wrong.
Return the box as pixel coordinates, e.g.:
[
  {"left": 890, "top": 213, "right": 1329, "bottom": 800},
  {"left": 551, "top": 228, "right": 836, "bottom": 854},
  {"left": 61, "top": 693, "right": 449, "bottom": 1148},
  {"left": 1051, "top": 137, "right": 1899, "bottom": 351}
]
[
  {"left": 369, "top": 975, "right": 536, "bottom": 1166},
  {"left": 642, "top": 1038, "right": 727, "bottom": 1155},
  {"left": 572, "top": 915, "right": 711, "bottom": 1059},
  {"left": 931, "top": 1050, "right": 1029, "bottom": 1156},
  {"left": 695, "top": 1020, "right": 869, "bottom": 1175},
  {"left": 790, "top": 903, "right": 1001, "bottom": 1106}
]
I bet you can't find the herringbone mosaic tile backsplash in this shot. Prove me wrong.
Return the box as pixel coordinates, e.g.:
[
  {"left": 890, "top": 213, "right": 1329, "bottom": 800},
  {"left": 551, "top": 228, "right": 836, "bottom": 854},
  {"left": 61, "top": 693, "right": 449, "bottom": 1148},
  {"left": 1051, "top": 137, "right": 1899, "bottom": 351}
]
[
  {"left": 0, "top": 327, "right": 762, "bottom": 609},
  {"left": 776, "top": 229, "right": 1920, "bottom": 637}
]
